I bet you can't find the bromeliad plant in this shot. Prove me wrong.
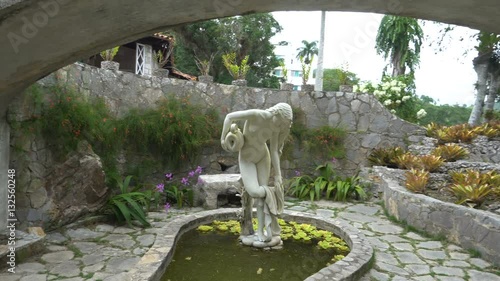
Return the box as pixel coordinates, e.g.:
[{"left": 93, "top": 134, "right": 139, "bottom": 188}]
[
  {"left": 368, "top": 146, "right": 406, "bottom": 168},
  {"left": 287, "top": 160, "right": 367, "bottom": 202},
  {"left": 431, "top": 144, "right": 469, "bottom": 162},
  {"left": 448, "top": 169, "right": 500, "bottom": 208},
  {"left": 107, "top": 175, "right": 153, "bottom": 227},
  {"left": 100, "top": 46, "right": 120, "bottom": 61},
  {"left": 404, "top": 169, "right": 429, "bottom": 194}
]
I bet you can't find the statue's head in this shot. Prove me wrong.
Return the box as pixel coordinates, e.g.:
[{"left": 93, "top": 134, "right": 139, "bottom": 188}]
[{"left": 267, "top": 103, "right": 293, "bottom": 122}]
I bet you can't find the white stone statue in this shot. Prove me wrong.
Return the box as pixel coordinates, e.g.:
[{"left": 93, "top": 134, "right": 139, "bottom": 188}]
[{"left": 221, "top": 103, "right": 292, "bottom": 247}]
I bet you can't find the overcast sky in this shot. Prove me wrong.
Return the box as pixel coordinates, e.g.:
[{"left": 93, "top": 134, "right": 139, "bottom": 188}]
[{"left": 271, "top": 11, "right": 478, "bottom": 106}]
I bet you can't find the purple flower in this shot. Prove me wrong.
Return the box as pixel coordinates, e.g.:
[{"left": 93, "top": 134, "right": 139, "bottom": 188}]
[
  {"left": 295, "top": 170, "right": 301, "bottom": 176},
  {"left": 195, "top": 166, "right": 203, "bottom": 174},
  {"left": 197, "top": 177, "right": 204, "bottom": 184},
  {"left": 156, "top": 183, "right": 165, "bottom": 193},
  {"left": 164, "top": 202, "right": 171, "bottom": 213},
  {"left": 181, "top": 177, "right": 189, "bottom": 185},
  {"left": 165, "top": 173, "right": 173, "bottom": 180},
  {"left": 188, "top": 170, "right": 195, "bottom": 178},
  {"left": 331, "top": 157, "right": 337, "bottom": 163}
]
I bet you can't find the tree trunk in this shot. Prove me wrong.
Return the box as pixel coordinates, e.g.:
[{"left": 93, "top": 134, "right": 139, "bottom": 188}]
[
  {"left": 484, "top": 72, "right": 500, "bottom": 120},
  {"left": 468, "top": 54, "right": 491, "bottom": 125},
  {"left": 315, "top": 11, "right": 326, "bottom": 91},
  {"left": 391, "top": 50, "right": 405, "bottom": 77}
]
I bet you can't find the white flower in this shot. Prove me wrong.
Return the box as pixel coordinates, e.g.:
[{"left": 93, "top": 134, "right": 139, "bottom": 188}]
[
  {"left": 391, "top": 86, "right": 401, "bottom": 93},
  {"left": 373, "top": 90, "right": 381, "bottom": 97},
  {"left": 359, "top": 85, "right": 367, "bottom": 93},
  {"left": 417, "top": 109, "right": 427, "bottom": 119},
  {"left": 397, "top": 81, "right": 406, "bottom": 87},
  {"left": 390, "top": 80, "right": 398, "bottom": 86},
  {"left": 379, "top": 90, "right": 386, "bottom": 96},
  {"left": 402, "top": 95, "right": 411, "bottom": 102},
  {"left": 395, "top": 100, "right": 401, "bottom": 104},
  {"left": 390, "top": 109, "right": 397, "bottom": 114},
  {"left": 382, "top": 83, "right": 390, "bottom": 91},
  {"left": 383, "top": 100, "right": 392, "bottom": 106},
  {"left": 353, "top": 85, "right": 359, "bottom": 92}
]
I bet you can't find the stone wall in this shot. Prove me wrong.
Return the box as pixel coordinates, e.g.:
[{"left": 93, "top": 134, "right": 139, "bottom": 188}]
[
  {"left": 376, "top": 166, "right": 500, "bottom": 266},
  {"left": 47, "top": 63, "right": 426, "bottom": 175},
  {"left": 8, "top": 63, "right": 426, "bottom": 229}
]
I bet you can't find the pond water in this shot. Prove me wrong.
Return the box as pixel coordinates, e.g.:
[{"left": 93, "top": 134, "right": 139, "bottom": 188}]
[{"left": 162, "top": 229, "right": 338, "bottom": 281}]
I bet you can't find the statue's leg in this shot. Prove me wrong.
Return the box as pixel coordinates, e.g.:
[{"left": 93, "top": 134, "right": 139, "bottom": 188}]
[{"left": 255, "top": 198, "right": 269, "bottom": 241}]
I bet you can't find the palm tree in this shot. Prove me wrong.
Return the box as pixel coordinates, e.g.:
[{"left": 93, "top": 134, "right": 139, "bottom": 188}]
[
  {"left": 296, "top": 40, "right": 318, "bottom": 65},
  {"left": 297, "top": 40, "right": 318, "bottom": 86},
  {"left": 375, "top": 15, "right": 424, "bottom": 78}
]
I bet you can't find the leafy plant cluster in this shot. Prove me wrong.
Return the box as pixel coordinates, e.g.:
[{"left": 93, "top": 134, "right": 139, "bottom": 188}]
[
  {"left": 353, "top": 75, "right": 426, "bottom": 123},
  {"left": 221, "top": 53, "right": 250, "bottom": 80},
  {"left": 100, "top": 46, "right": 120, "bottom": 61},
  {"left": 447, "top": 169, "right": 500, "bottom": 208},
  {"left": 197, "top": 219, "right": 349, "bottom": 263},
  {"left": 287, "top": 162, "right": 367, "bottom": 202},
  {"left": 120, "top": 97, "right": 219, "bottom": 167},
  {"left": 426, "top": 122, "right": 500, "bottom": 144},
  {"left": 106, "top": 175, "right": 155, "bottom": 227}
]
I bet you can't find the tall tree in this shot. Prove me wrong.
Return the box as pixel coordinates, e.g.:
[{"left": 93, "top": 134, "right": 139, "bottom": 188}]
[
  {"left": 315, "top": 11, "right": 326, "bottom": 91},
  {"left": 171, "top": 13, "right": 283, "bottom": 88},
  {"left": 296, "top": 40, "right": 318, "bottom": 86},
  {"left": 375, "top": 16, "right": 424, "bottom": 78},
  {"left": 468, "top": 32, "right": 500, "bottom": 125}
]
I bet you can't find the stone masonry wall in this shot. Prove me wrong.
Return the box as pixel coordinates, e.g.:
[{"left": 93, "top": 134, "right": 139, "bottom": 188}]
[
  {"left": 49, "top": 63, "right": 426, "bottom": 174},
  {"left": 8, "top": 63, "right": 426, "bottom": 228}
]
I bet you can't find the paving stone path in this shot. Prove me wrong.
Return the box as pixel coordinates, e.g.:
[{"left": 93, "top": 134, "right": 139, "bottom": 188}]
[{"left": 1, "top": 200, "right": 499, "bottom": 281}]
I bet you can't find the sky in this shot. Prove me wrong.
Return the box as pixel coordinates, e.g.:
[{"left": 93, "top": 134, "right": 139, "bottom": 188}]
[{"left": 271, "top": 11, "right": 479, "bottom": 106}]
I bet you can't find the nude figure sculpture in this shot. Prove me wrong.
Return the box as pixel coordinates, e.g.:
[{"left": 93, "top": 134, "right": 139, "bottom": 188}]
[{"left": 221, "top": 103, "right": 292, "bottom": 247}]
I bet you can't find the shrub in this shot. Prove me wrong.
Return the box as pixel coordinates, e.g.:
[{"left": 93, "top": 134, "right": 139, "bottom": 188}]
[
  {"left": 222, "top": 53, "right": 250, "bottom": 80},
  {"left": 120, "top": 97, "right": 219, "bottom": 168},
  {"left": 287, "top": 162, "right": 366, "bottom": 202},
  {"left": 431, "top": 144, "right": 469, "bottom": 162},
  {"left": 404, "top": 169, "right": 429, "bottom": 194},
  {"left": 426, "top": 123, "right": 479, "bottom": 144},
  {"left": 447, "top": 184, "right": 492, "bottom": 208},
  {"left": 306, "top": 126, "right": 347, "bottom": 159}
]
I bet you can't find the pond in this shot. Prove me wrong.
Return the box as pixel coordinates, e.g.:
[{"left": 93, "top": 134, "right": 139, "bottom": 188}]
[{"left": 162, "top": 228, "right": 342, "bottom": 281}]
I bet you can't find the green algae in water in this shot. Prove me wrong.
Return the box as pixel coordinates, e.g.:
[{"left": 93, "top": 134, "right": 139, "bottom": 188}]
[{"left": 162, "top": 229, "right": 340, "bottom": 281}]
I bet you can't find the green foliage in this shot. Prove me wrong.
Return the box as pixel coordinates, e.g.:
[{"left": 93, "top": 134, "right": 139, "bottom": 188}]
[
  {"left": 278, "top": 58, "right": 288, "bottom": 81},
  {"left": 100, "top": 46, "right": 120, "bottom": 61},
  {"left": 120, "top": 97, "right": 219, "bottom": 167},
  {"left": 404, "top": 169, "right": 429, "bottom": 194},
  {"left": 107, "top": 175, "right": 152, "bottom": 227},
  {"left": 287, "top": 162, "right": 367, "bottom": 202},
  {"left": 416, "top": 95, "right": 472, "bottom": 126},
  {"left": 322, "top": 68, "right": 360, "bottom": 91},
  {"left": 375, "top": 15, "right": 423, "bottom": 77},
  {"left": 221, "top": 53, "right": 250, "bottom": 80},
  {"left": 306, "top": 126, "right": 347, "bottom": 160},
  {"left": 431, "top": 144, "right": 469, "bottom": 162},
  {"left": 164, "top": 185, "right": 193, "bottom": 208},
  {"left": 394, "top": 152, "right": 444, "bottom": 172},
  {"left": 368, "top": 146, "right": 406, "bottom": 168},
  {"left": 194, "top": 53, "right": 215, "bottom": 76},
  {"left": 172, "top": 13, "right": 283, "bottom": 88}
]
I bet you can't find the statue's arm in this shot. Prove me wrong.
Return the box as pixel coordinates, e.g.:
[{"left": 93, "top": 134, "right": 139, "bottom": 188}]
[{"left": 220, "top": 109, "right": 270, "bottom": 145}]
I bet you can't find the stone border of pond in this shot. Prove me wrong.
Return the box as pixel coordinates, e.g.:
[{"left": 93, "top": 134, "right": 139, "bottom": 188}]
[
  {"left": 375, "top": 166, "right": 500, "bottom": 267},
  {"left": 125, "top": 208, "right": 374, "bottom": 281}
]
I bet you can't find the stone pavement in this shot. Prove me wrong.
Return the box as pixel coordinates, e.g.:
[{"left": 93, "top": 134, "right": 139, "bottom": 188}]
[{"left": 1, "top": 200, "right": 499, "bottom": 281}]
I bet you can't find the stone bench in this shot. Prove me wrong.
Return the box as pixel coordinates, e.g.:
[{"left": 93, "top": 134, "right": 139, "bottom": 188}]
[{"left": 193, "top": 174, "right": 243, "bottom": 209}]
